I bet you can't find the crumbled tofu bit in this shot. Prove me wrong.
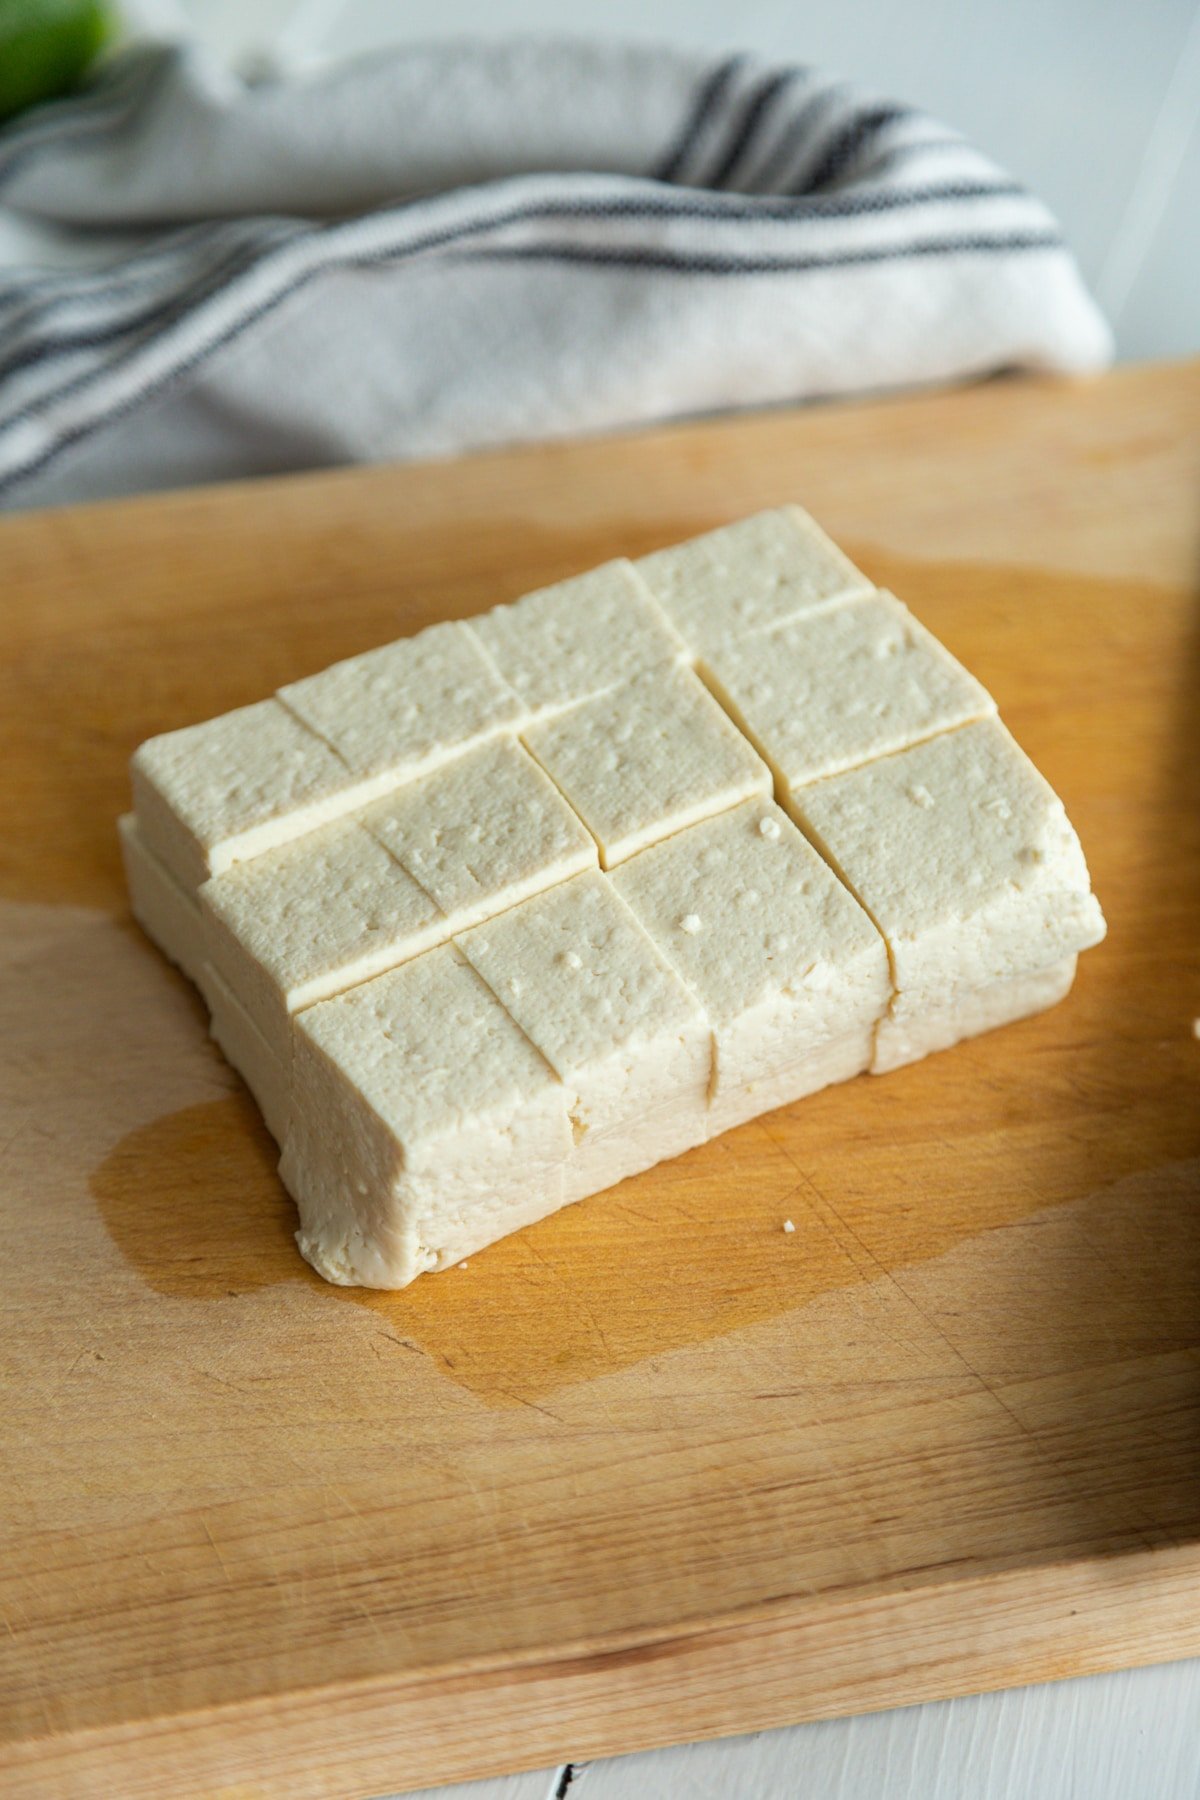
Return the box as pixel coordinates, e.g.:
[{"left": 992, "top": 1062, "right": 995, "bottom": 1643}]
[
  {"left": 783, "top": 1219, "right": 796, "bottom": 1233},
  {"left": 1193, "top": 1018, "right": 1200, "bottom": 1040},
  {"left": 458, "top": 1261, "right": 469, "bottom": 1270},
  {"left": 758, "top": 815, "right": 781, "bottom": 838},
  {"left": 563, "top": 950, "right": 582, "bottom": 970},
  {"left": 679, "top": 913, "right": 702, "bottom": 934}
]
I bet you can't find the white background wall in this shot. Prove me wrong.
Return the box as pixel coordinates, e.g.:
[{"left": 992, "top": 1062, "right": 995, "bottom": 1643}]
[{"left": 138, "top": 0, "right": 1200, "bottom": 360}]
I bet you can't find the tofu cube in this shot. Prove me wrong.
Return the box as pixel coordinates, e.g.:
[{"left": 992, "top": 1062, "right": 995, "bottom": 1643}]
[
  {"left": 457, "top": 870, "right": 711, "bottom": 1201},
  {"left": 789, "top": 718, "right": 1107, "bottom": 1071},
  {"left": 362, "top": 736, "right": 596, "bottom": 928},
  {"left": 130, "top": 698, "right": 354, "bottom": 892},
  {"left": 278, "top": 618, "right": 523, "bottom": 781},
  {"left": 612, "top": 799, "right": 890, "bottom": 1132},
  {"left": 280, "top": 946, "right": 573, "bottom": 1288},
  {"left": 468, "top": 559, "right": 685, "bottom": 718},
  {"left": 200, "top": 815, "right": 446, "bottom": 1066},
  {"left": 636, "top": 505, "right": 871, "bottom": 651},
  {"left": 523, "top": 663, "right": 770, "bottom": 868},
  {"left": 700, "top": 591, "right": 995, "bottom": 800}
]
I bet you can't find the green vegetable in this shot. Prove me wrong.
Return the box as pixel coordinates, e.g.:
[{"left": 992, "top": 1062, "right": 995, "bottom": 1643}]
[{"left": 0, "top": 0, "right": 114, "bottom": 125}]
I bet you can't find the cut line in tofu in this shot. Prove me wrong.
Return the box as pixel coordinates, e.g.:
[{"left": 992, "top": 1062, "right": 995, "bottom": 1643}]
[
  {"left": 467, "top": 559, "right": 686, "bottom": 719},
  {"left": 204, "top": 964, "right": 291, "bottom": 1145},
  {"left": 280, "top": 945, "right": 573, "bottom": 1289},
  {"left": 200, "top": 814, "right": 447, "bottom": 1067},
  {"left": 201, "top": 737, "right": 601, "bottom": 1068},
  {"left": 118, "top": 813, "right": 206, "bottom": 982},
  {"left": 131, "top": 698, "right": 364, "bottom": 893},
  {"left": 456, "top": 869, "right": 711, "bottom": 1201},
  {"left": 699, "top": 590, "right": 996, "bottom": 801},
  {"left": 278, "top": 618, "right": 524, "bottom": 782},
  {"left": 361, "top": 736, "right": 597, "bottom": 931},
  {"left": 787, "top": 718, "right": 1106, "bottom": 1072},
  {"left": 523, "top": 663, "right": 771, "bottom": 868},
  {"left": 611, "top": 798, "right": 890, "bottom": 1133},
  {"left": 636, "top": 506, "right": 872, "bottom": 651}
]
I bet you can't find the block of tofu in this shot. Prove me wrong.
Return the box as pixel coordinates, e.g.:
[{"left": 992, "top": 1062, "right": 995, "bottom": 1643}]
[
  {"left": 118, "top": 813, "right": 206, "bottom": 983},
  {"left": 789, "top": 718, "right": 1106, "bottom": 1072},
  {"left": 278, "top": 618, "right": 523, "bottom": 782},
  {"left": 362, "top": 737, "right": 597, "bottom": 928},
  {"left": 468, "top": 559, "right": 685, "bottom": 718},
  {"left": 636, "top": 506, "right": 872, "bottom": 651},
  {"left": 131, "top": 698, "right": 358, "bottom": 892},
  {"left": 523, "top": 663, "right": 770, "bottom": 868},
  {"left": 457, "top": 870, "right": 711, "bottom": 1202},
  {"left": 204, "top": 964, "right": 291, "bottom": 1144},
  {"left": 701, "top": 591, "right": 995, "bottom": 800},
  {"left": 279, "top": 946, "right": 573, "bottom": 1288},
  {"left": 872, "top": 956, "right": 1078, "bottom": 1075},
  {"left": 612, "top": 799, "right": 891, "bottom": 1133},
  {"left": 200, "top": 814, "right": 446, "bottom": 1067}
]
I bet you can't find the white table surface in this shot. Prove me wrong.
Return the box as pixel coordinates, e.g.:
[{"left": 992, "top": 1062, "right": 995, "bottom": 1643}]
[{"left": 96, "top": 6, "right": 1200, "bottom": 1792}]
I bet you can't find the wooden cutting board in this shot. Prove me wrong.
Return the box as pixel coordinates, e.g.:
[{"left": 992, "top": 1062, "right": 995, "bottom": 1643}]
[{"left": 2, "top": 360, "right": 1198, "bottom": 1800}]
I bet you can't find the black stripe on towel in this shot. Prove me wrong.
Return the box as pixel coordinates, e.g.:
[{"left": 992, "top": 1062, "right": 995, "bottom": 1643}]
[
  {"left": 0, "top": 180, "right": 1027, "bottom": 389},
  {"left": 652, "top": 55, "right": 748, "bottom": 184},
  {"left": 799, "top": 103, "right": 914, "bottom": 192},
  {"left": 453, "top": 227, "right": 1064, "bottom": 277},
  {"left": 702, "top": 65, "right": 806, "bottom": 190}
]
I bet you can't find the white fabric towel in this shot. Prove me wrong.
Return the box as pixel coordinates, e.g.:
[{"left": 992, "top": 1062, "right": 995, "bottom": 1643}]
[{"left": 0, "top": 38, "right": 1112, "bottom": 510}]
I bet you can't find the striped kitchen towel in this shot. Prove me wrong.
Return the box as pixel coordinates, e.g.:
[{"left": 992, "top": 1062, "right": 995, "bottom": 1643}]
[{"left": 0, "top": 37, "right": 1112, "bottom": 510}]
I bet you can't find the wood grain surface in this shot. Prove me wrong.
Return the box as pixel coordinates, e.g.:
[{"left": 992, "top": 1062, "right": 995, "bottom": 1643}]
[{"left": 1, "top": 361, "right": 1198, "bottom": 1800}]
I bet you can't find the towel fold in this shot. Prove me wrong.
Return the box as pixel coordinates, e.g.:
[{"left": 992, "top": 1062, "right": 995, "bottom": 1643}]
[{"left": 0, "top": 38, "right": 1112, "bottom": 510}]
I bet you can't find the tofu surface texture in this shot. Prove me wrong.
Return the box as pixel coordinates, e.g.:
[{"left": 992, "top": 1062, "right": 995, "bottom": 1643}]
[
  {"left": 468, "top": 560, "right": 685, "bottom": 717},
  {"left": 456, "top": 870, "right": 711, "bottom": 1199},
  {"left": 131, "top": 699, "right": 356, "bottom": 892},
  {"left": 790, "top": 718, "right": 1106, "bottom": 1003},
  {"left": 701, "top": 591, "right": 995, "bottom": 797},
  {"left": 281, "top": 946, "right": 572, "bottom": 1287},
  {"left": 611, "top": 799, "right": 890, "bottom": 1132},
  {"left": 204, "top": 964, "right": 292, "bottom": 1146},
  {"left": 636, "top": 506, "right": 872, "bottom": 650},
  {"left": 124, "top": 508, "right": 1106, "bottom": 1289},
  {"left": 278, "top": 619, "right": 523, "bottom": 780},
  {"left": 119, "top": 813, "right": 206, "bottom": 982},
  {"left": 200, "top": 814, "right": 446, "bottom": 1065},
  {"left": 362, "top": 737, "right": 597, "bottom": 926},
  {"left": 523, "top": 663, "right": 771, "bottom": 867}
]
